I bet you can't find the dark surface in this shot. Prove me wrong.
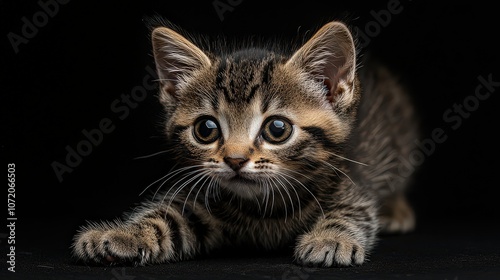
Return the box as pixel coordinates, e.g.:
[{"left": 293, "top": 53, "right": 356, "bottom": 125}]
[
  {"left": 2, "top": 0, "right": 500, "bottom": 279},
  {"left": 3, "top": 220, "right": 500, "bottom": 279}
]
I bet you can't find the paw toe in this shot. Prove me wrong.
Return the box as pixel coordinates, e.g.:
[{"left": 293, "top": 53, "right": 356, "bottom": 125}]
[{"left": 295, "top": 235, "right": 365, "bottom": 267}]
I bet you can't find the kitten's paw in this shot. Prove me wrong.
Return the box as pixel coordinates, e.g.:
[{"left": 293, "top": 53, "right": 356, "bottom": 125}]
[
  {"left": 379, "top": 194, "right": 415, "bottom": 234},
  {"left": 72, "top": 222, "right": 165, "bottom": 266},
  {"left": 73, "top": 228, "right": 148, "bottom": 265},
  {"left": 294, "top": 233, "right": 365, "bottom": 267}
]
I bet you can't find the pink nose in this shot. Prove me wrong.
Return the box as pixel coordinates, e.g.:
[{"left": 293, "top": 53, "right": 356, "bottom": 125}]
[{"left": 224, "top": 157, "right": 249, "bottom": 171}]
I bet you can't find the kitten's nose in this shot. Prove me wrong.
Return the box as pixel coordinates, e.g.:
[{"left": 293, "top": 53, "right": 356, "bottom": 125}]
[{"left": 224, "top": 157, "right": 249, "bottom": 171}]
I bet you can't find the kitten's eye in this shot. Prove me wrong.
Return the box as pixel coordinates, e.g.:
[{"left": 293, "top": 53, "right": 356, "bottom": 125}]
[
  {"left": 261, "top": 118, "right": 293, "bottom": 144},
  {"left": 193, "top": 117, "right": 220, "bottom": 144}
]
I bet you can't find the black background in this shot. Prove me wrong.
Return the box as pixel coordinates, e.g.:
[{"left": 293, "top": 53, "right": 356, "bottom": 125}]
[{"left": 2, "top": 0, "right": 499, "bottom": 268}]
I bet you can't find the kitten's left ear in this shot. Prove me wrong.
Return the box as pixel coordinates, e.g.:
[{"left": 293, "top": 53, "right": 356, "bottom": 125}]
[
  {"left": 152, "top": 27, "right": 211, "bottom": 100},
  {"left": 286, "top": 21, "right": 359, "bottom": 113}
]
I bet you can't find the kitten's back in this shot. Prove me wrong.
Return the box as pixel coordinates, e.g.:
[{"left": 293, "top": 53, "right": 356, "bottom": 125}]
[{"left": 351, "top": 55, "right": 419, "bottom": 198}]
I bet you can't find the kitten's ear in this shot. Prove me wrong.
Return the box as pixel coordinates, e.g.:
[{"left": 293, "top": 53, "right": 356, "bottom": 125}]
[
  {"left": 286, "top": 21, "right": 358, "bottom": 111},
  {"left": 152, "top": 27, "right": 211, "bottom": 99}
]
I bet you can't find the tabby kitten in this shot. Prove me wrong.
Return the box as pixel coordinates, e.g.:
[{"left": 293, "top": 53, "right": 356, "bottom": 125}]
[{"left": 72, "top": 20, "right": 418, "bottom": 267}]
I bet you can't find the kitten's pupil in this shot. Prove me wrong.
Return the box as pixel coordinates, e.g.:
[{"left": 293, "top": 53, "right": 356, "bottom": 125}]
[
  {"left": 270, "top": 120, "right": 285, "bottom": 137},
  {"left": 194, "top": 118, "right": 220, "bottom": 144}
]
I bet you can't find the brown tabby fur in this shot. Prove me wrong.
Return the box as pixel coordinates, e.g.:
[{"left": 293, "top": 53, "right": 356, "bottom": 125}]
[{"left": 72, "top": 20, "right": 418, "bottom": 267}]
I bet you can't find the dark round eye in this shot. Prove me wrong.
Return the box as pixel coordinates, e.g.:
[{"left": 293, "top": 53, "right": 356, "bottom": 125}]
[
  {"left": 261, "top": 118, "right": 293, "bottom": 144},
  {"left": 193, "top": 117, "right": 220, "bottom": 144}
]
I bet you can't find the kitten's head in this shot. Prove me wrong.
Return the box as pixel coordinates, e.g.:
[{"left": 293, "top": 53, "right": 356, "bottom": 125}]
[{"left": 151, "top": 21, "right": 360, "bottom": 199}]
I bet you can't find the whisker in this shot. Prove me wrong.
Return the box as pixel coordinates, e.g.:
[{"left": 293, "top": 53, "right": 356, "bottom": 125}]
[
  {"left": 166, "top": 169, "right": 208, "bottom": 213},
  {"left": 261, "top": 178, "right": 270, "bottom": 218},
  {"left": 134, "top": 149, "right": 171, "bottom": 160},
  {"left": 269, "top": 177, "right": 288, "bottom": 221},
  {"left": 271, "top": 176, "right": 294, "bottom": 221},
  {"left": 182, "top": 170, "right": 211, "bottom": 215},
  {"left": 278, "top": 176, "right": 296, "bottom": 221},
  {"left": 158, "top": 168, "right": 204, "bottom": 210},
  {"left": 269, "top": 178, "right": 276, "bottom": 218},
  {"left": 274, "top": 173, "right": 301, "bottom": 219},
  {"left": 147, "top": 165, "right": 204, "bottom": 200},
  {"left": 192, "top": 171, "right": 213, "bottom": 211},
  {"left": 139, "top": 163, "right": 178, "bottom": 197},
  {"left": 320, "top": 159, "right": 358, "bottom": 186},
  {"left": 279, "top": 167, "right": 315, "bottom": 182},
  {"left": 253, "top": 178, "right": 263, "bottom": 213},
  {"left": 324, "top": 151, "right": 369, "bottom": 167},
  {"left": 276, "top": 169, "right": 325, "bottom": 218},
  {"left": 204, "top": 175, "right": 220, "bottom": 214},
  {"left": 214, "top": 177, "right": 222, "bottom": 201}
]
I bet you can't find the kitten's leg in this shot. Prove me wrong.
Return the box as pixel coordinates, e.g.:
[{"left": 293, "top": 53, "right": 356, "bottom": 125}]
[
  {"left": 294, "top": 186, "right": 379, "bottom": 267},
  {"left": 378, "top": 192, "right": 415, "bottom": 234},
  {"left": 72, "top": 204, "right": 219, "bottom": 265}
]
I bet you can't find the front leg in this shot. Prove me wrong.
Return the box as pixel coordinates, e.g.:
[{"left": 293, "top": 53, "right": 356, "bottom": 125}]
[
  {"left": 294, "top": 187, "right": 379, "bottom": 267},
  {"left": 72, "top": 203, "right": 219, "bottom": 266}
]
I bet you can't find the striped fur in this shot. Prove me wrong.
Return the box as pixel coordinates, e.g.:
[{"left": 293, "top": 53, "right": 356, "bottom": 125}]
[{"left": 72, "top": 21, "right": 418, "bottom": 267}]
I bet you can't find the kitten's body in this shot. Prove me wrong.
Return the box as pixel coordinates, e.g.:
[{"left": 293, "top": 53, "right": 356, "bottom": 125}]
[{"left": 72, "top": 21, "right": 418, "bottom": 267}]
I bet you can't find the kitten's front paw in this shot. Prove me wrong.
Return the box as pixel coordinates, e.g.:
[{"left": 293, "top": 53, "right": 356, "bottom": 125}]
[
  {"left": 72, "top": 223, "right": 164, "bottom": 266},
  {"left": 294, "top": 233, "right": 365, "bottom": 267}
]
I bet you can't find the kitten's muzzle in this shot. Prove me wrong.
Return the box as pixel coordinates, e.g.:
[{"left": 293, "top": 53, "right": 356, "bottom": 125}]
[{"left": 224, "top": 156, "right": 249, "bottom": 171}]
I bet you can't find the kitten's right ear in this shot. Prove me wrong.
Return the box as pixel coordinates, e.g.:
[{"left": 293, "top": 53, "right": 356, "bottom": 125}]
[{"left": 152, "top": 27, "right": 211, "bottom": 99}]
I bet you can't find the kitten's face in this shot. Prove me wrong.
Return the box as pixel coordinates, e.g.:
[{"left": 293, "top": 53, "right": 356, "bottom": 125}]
[
  {"left": 168, "top": 53, "right": 350, "bottom": 198},
  {"left": 152, "top": 22, "right": 359, "bottom": 199}
]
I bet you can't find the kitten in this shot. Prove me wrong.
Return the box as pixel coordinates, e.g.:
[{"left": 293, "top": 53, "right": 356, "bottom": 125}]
[{"left": 72, "top": 20, "right": 418, "bottom": 267}]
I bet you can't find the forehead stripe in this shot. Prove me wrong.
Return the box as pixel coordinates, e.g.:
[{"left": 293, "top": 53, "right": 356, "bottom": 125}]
[
  {"left": 245, "top": 84, "right": 260, "bottom": 103},
  {"left": 261, "top": 59, "right": 274, "bottom": 85}
]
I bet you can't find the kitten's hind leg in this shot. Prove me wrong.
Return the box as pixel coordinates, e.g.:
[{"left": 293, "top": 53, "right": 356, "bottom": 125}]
[{"left": 378, "top": 192, "right": 415, "bottom": 234}]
